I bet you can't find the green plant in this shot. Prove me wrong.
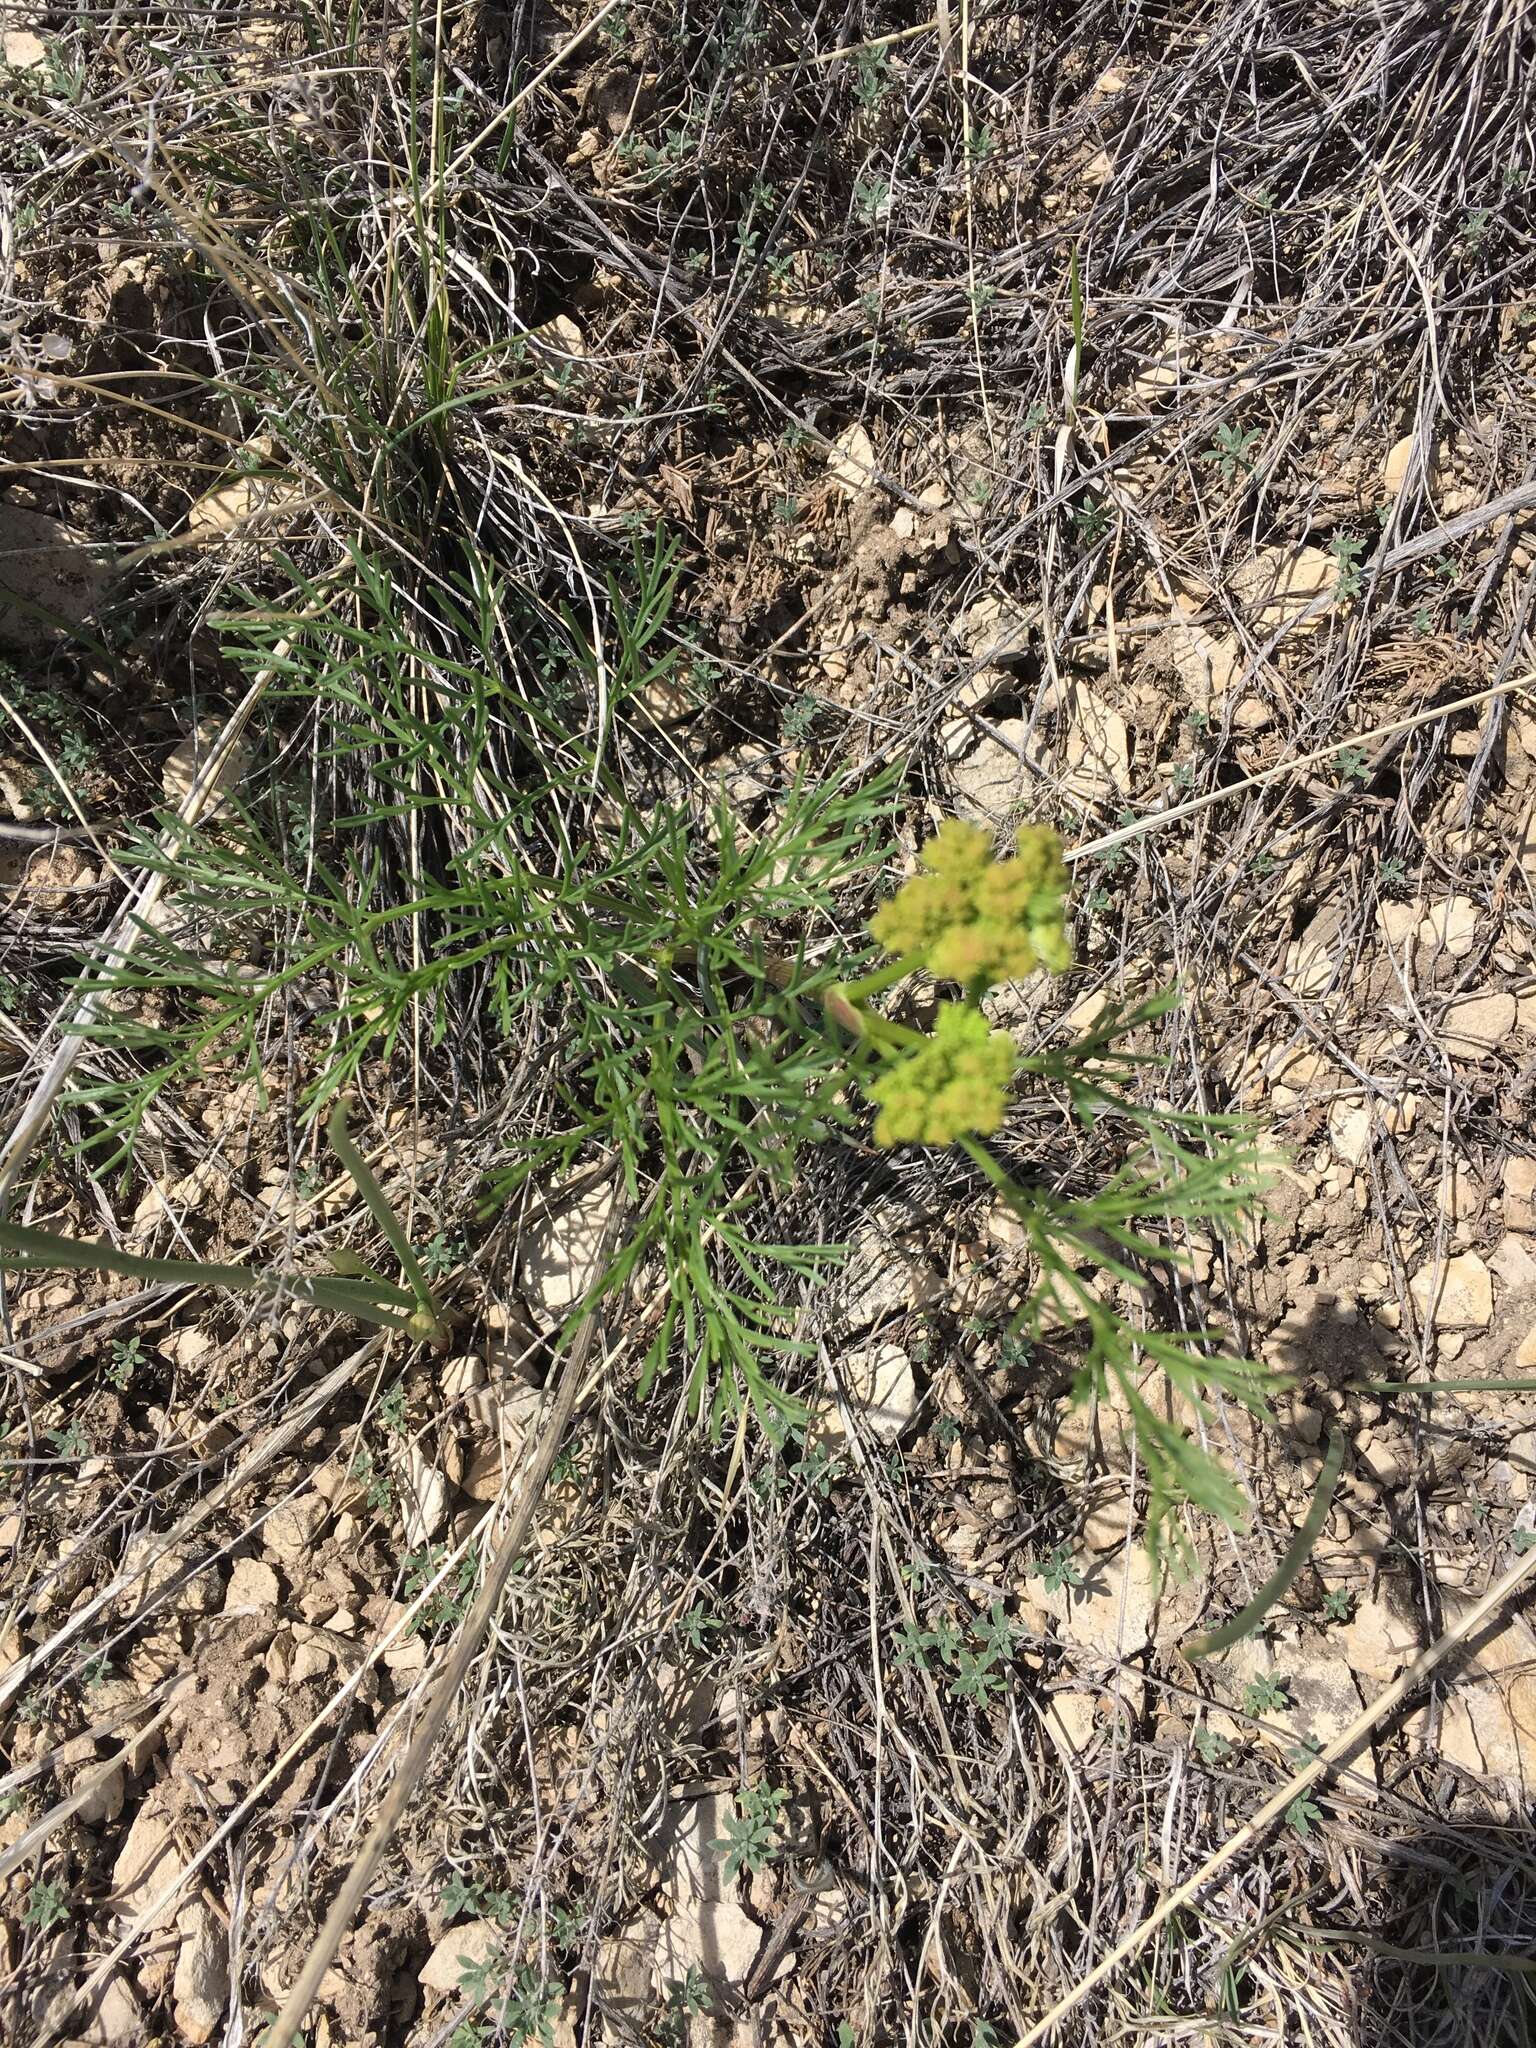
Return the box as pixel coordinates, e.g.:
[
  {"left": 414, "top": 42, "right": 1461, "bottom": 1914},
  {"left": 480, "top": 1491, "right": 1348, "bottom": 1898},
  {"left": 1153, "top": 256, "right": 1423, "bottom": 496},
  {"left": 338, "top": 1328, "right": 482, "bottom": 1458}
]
[
  {"left": 839, "top": 822, "right": 1272, "bottom": 1561},
  {"left": 1031, "top": 1543, "right": 1083, "bottom": 1595},
  {"left": 1512, "top": 1528, "right": 1536, "bottom": 1555},
  {"left": 1193, "top": 1726, "right": 1232, "bottom": 1764},
  {"left": 1336, "top": 745, "right": 1370, "bottom": 783},
  {"left": 950, "top": 1647, "right": 1008, "bottom": 1704},
  {"left": 420, "top": 1230, "right": 466, "bottom": 1280},
  {"left": 1320, "top": 1586, "right": 1353, "bottom": 1622},
  {"left": 663, "top": 1963, "right": 714, "bottom": 2035},
  {"left": 23, "top": 1878, "right": 69, "bottom": 1930},
  {"left": 404, "top": 1544, "right": 478, "bottom": 1635},
  {"left": 106, "top": 1334, "right": 146, "bottom": 1388},
  {"left": 792, "top": 1435, "right": 841, "bottom": 1497},
  {"left": 1073, "top": 494, "right": 1111, "bottom": 546},
  {"left": 1285, "top": 1792, "right": 1324, "bottom": 1838},
  {"left": 46, "top": 1420, "right": 90, "bottom": 1460},
  {"left": 1203, "top": 423, "right": 1262, "bottom": 484},
  {"left": 966, "top": 122, "right": 997, "bottom": 165},
  {"left": 679, "top": 1600, "right": 723, "bottom": 1650},
  {"left": 1241, "top": 1673, "right": 1290, "bottom": 1717},
  {"left": 711, "top": 1782, "right": 789, "bottom": 1881},
  {"left": 853, "top": 176, "right": 891, "bottom": 226},
  {"left": 1330, "top": 533, "right": 1367, "bottom": 602},
  {"left": 852, "top": 48, "right": 892, "bottom": 110}
]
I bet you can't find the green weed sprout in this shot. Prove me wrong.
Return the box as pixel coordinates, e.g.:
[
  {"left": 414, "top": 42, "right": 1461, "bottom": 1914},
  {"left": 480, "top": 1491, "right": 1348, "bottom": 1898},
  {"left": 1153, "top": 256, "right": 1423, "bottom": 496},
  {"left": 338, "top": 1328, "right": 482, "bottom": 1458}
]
[{"left": 834, "top": 820, "right": 1275, "bottom": 1568}]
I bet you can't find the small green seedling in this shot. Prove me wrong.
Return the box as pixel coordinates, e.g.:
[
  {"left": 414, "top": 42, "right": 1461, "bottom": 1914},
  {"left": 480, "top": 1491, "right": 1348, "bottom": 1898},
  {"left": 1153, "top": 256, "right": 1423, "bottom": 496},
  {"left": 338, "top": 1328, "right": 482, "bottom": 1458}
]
[
  {"left": 711, "top": 1783, "right": 789, "bottom": 1881},
  {"left": 1241, "top": 1673, "right": 1290, "bottom": 1717},
  {"left": 1032, "top": 1544, "right": 1083, "bottom": 1595}
]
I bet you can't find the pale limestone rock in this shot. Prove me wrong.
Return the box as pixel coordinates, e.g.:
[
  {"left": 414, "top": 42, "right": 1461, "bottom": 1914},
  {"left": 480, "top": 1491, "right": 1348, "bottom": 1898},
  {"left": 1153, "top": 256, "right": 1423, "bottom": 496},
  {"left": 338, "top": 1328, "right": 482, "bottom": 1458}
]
[
  {"left": 840, "top": 1219, "right": 941, "bottom": 1329},
  {"left": 1081, "top": 1486, "right": 1134, "bottom": 1552},
  {"left": 828, "top": 423, "right": 876, "bottom": 498},
  {"left": 110, "top": 1795, "right": 183, "bottom": 1927},
  {"left": 1382, "top": 435, "right": 1416, "bottom": 495},
  {"left": 420, "top": 1917, "right": 502, "bottom": 1995},
  {"left": 814, "top": 1345, "right": 915, "bottom": 1450},
  {"left": 161, "top": 715, "right": 250, "bottom": 813},
  {"left": 1061, "top": 685, "right": 1130, "bottom": 797},
  {"left": 78, "top": 1969, "right": 143, "bottom": 2044},
  {"left": 0, "top": 503, "right": 113, "bottom": 658},
  {"left": 655, "top": 1794, "right": 731, "bottom": 1905},
  {"left": 397, "top": 1443, "right": 448, "bottom": 1548},
  {"left": 1409, "top": 1252, "right": 1493, "bottom": 1331},
  {"left": 1046, "top": 1691, "right": 1101, "bottom": 1754},
  {"left": 1440, "top": 989, "right": 1516, "bottom": 1060},
  {"left": 1159, "top": 611, "right": 1240, "bottom": 710},
  {"left": 1503, "top": 1156, "right": 1536, "bottom": 1233},
  {"left": 1284, "top": 912, "right": 1338, "bottom": 998},
  {"left": 1418, "top": 895, "right": 1478, "bottom": 959},
  {"left": 223, "top": 1556, "right": 280, "bottom": 1612},
  {"left": 1430, "top": 1599, "right": 1536, "bottom": 1792},
  {"left": 2, "top": 29, "right": 48, "bottom": 67},
  {"left": 1492, "top": 1233, "right": 1536, "bottom": 1292},
  {"left": 186, "top": 470, "right": 303, "bottom": 539},
  {"left": 593, "top": 1915, "right": 660, "bottom": 2023},
  {"left": 1231, "top": 545, "right": 1337, "bottom": 635},
  {"left": 653, "top": 1896, "right": 762, "bottom": 1987},
  {"left": 1039, "top": 1546, "right": 1156, "bottom": 1658},
  {"left": 261, "top": 1494, "right": 326, "bottom": 1567},
  {"left": 947, "top": 720, "right": 1029, "bottom": 826},
  {"left": 1339, "top": 1590, "right": 1420, "bottom": 1680},
  {"left": 521, "top": 1180, "right": 615, "bottom": 1317},
  {"left": 1375, "top": 900, "right": 1419, "bottom": 949},
  {"left": 172, "top": 1898, "right": 229, "bottom": 2044},
  {"left": 959, "top": 594, "right": 1032, "bottom": 663},
  {"left": 1328, "top": 1102, "right": 1373, "bottom": 1170}
]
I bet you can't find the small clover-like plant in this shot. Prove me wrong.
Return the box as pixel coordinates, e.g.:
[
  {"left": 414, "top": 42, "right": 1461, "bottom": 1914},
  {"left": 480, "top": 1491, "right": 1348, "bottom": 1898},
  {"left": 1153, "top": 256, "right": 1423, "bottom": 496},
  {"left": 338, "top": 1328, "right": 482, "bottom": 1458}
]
[
  {"left": 679, "top": 1600, "right": 724, "bottom": 1651},
  {"left": 949, "top": 1648, "right": 1008, "bottom": 1705},
  {"left": 107, "top": 1334, "right": 146, "bottom": 1388},
  {"left": 439, "top": 1872, "right": 485, "bottom": 1918}
]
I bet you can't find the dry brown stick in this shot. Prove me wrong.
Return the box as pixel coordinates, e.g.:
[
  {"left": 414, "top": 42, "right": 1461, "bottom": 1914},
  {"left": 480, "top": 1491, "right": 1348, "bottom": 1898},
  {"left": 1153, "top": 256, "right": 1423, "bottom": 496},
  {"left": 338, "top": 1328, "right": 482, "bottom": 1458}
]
[
  {"left": 1015, "top": 1538, "right": 1536, "bottom": 2046},
  {"left": 261, "top": 1198, "right": 623, "bottom": 2048}
]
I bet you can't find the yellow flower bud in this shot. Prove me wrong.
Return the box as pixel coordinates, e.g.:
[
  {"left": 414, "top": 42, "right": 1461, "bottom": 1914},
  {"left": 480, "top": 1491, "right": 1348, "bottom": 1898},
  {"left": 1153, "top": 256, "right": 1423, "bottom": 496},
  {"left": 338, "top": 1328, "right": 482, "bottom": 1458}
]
[
  {"left": 869, "top": 1003, "right": 1018, "bottom": 1146},
  {"left": 870, "top": 820, "right": 1072, "bottom": 992}
]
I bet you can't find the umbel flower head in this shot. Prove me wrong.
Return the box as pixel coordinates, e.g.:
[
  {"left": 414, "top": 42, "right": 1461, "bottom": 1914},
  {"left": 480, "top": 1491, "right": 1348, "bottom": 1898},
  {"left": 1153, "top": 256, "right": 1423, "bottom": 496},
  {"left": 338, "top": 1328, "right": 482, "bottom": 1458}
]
[
  {"left": 870, "top": 819, "right": 1072, "bottom": 991},
  {"left": 869, "top": 1001, "right": 1019, "bottom": 1146}
]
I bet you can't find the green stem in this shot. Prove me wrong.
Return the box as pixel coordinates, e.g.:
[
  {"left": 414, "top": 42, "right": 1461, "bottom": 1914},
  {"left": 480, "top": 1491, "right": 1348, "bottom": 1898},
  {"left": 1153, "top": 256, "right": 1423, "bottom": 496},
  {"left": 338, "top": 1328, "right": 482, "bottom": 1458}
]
[
  {"left": 0, "top": 1220, "right": 416, "bottom": 1326},
  {"left": 325, "top": 1097, "right": 439, "bottom": 1324},
  {"left": 836, "top": 959, "right": 911, "bottom": 1006}
]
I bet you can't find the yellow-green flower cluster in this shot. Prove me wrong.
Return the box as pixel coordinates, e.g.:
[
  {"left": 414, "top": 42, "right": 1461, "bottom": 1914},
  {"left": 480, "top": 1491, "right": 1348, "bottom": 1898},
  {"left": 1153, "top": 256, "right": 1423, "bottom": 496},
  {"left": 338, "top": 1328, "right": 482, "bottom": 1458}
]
[
  {"left": 869, "top": 1001, "right": 1018, "bottom": 1146},
  {"left": 869, "top": 819, "right": 1073, "bottom": 989}
]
